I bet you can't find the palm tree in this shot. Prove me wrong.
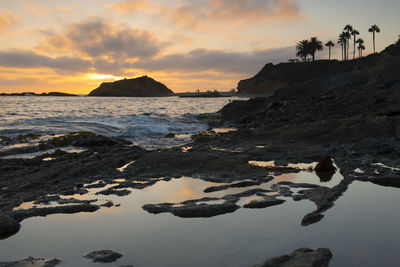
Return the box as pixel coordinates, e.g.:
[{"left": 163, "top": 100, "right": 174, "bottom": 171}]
[
  {"left": 342, "top": 31, "right": 351, "bottom": 60},
  {"left": 309, "top": 37, "right": 323, "bottom": 61},
  {"left": 296, "top": 40, "right": 310, "bottom": 62},
  {"left": 368, "top": 24, "right": 380, "bottom": 53},
  {"left": 356, "top": 38, "right": 364, "bottom": 58},
  {"left": 338, "top": 33, "right": 346, "bottom": 61},
  {"left": 344, "top": 25, "right": 353, "bottom": 60},
  {"left": 358, "top": 44, "right": 365, "bottom": 57},
  {"left": 325, "top": 41, "right": 335, "bottom": 60},
  {"left": 351, "top": 29, "right": 360, "bottom": 59},
  {"left": 396, "top": 35, "right": 400, "bottom": 47}
]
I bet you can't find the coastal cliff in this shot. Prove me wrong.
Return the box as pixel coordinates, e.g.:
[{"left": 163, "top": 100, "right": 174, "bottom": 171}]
[
  {"left": 89, "top": 76, "right": 173, "bottom": 97},
  {"left": 237, "top": 44, "right": 400, "bottom": 94}
]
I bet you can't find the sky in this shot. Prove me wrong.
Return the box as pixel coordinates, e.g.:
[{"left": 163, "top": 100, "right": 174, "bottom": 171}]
[{"left": 0, "top": 0, "right": 398, "bottom": 94}]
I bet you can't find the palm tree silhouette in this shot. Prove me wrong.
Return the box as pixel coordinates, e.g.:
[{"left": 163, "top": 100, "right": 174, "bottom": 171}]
[
  {"left": 296, "top": 40, "right": 310, "bottom": 62},
  {"left": 325, "top": 41, "right": 335, "bottom": 60},
  {"left": 343, "top": 25, "right": 353, "bottom": 60},
  {"left": 368, "top": 24, "right": 380, "bottom": 53},
  {"left": 309, "top": 37, "right": 323, "bottom": 61},
  {"left": 358, "top": 44, "right": 366, "bottom": 57},
  {"left": 338, "top": 33, "right": 346, "bottom": 61},
  {"left": 356, "top": 38, "right": 364, "bottom": 58},
  {"left": 351, "top": 29, "right": 360, "bottom": 59}
]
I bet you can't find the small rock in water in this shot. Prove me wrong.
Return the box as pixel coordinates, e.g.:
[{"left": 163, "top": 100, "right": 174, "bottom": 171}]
[
  {"left": 314, "top": 156, "right": 336, "bottom": 173},
  {"left": 254, "top": 247, "right": 332, "bottom": 267},
  {"left": 164, "top": 133, "right": 175, "bottom": 138},
  {"left": 314, "top": 156, "right": 336, "bottom": 182},
  {"left": 84, "top": 249, "right": 123, "bottom": 263},
  {"left": 0, "top": 256, "right": 62, "bottom": 267}
]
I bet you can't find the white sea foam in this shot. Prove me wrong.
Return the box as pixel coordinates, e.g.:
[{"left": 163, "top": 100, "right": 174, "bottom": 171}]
[{"left": 0, "top": 96, "right": 244, "bottom": 148}]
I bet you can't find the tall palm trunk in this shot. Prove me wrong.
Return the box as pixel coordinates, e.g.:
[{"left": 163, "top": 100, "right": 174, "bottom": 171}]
[
  {"left": 341, "top": 45, "right": 344, "bottom": 61},
  {"left": 373, "top": 31, "right": 376, "bottom": 53},
  {"left": 328, "top": 46, "right": 331, "bottom": 60},
  {"left": 353, "top": 38, "right": 356, "bottom": 60}
]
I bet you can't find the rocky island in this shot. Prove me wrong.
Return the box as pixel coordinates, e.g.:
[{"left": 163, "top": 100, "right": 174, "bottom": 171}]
[{"left": 88, "top": 75, "right": 174, "bottom": 97}]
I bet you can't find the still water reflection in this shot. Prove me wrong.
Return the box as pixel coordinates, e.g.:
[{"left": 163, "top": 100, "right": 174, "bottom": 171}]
[{"left": 0, "top": 173, "right": 399, "bottom": 266}]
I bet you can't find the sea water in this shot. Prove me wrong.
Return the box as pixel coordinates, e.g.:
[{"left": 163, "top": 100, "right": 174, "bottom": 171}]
[{"left": 0, "top": 96, "right": 239, "bottom": 149}]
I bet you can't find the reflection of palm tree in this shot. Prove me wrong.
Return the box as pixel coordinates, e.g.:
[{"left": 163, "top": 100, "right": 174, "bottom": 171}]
[
  {"left": 325, "top": 41, "right": 335, "bottom": 60},
  {"left": 356, "top": 38, "right": 364, "bottom": 58},
  {"left": 296, "top": 40, "right": 310, "bottom": 62},
  {"left": 343, "top": 25, "right": 353, "bottom": 60},
  {"left": 309, "top": 37, "right": 323, "bottom": 61},
  {"left": 351, "top": 29, "right": 360, "bottom": 60},
  {"left": 368, "top": 24, "right": 380, "bottom": 53}
]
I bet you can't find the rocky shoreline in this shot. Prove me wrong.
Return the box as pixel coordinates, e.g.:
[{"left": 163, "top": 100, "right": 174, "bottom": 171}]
[{"left": 0, "top": 44, "right": 399, "bottom": 266}]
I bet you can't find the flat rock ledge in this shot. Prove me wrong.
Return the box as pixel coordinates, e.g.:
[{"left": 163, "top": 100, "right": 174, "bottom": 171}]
[
  {"left": 84, "top": 249, "right": 123, "bottom": 263},
  {"left": 254, "top": 247, "right": 332, "bottom": 267},
  {"left": 0, "top": 256, "right": 62, "bottom": 267}
]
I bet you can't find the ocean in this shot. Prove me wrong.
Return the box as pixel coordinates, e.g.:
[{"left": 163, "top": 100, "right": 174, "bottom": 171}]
[{"left": 0, "top": 96, "right": 239, "bottom": 149}]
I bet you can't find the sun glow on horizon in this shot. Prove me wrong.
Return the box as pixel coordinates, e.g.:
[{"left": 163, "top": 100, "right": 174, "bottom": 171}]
[{"left": 86, "top": 73, "right": 125, "bottom": 81}]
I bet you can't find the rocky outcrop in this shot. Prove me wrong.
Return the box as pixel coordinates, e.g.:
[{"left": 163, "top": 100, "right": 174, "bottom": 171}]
[
  {"left": 254, "top": 247, "right": 333, "bottom": 267},
  {"left": 238, "top": 44, "right": 400, "bottom": 94},
  {"left": 84, "top": 250, "right": 123, "bottom": 263},
  {"left": 0, "top": 257, "right": 62, "bottom": 267},
  {"left": 88, "top": 76, "right": 173, "bottom": 97}
]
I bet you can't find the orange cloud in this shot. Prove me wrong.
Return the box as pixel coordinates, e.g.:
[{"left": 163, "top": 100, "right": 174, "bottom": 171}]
[
  {"left": 109, "top": 0, "right": 150, "bottom": 13},
  {"left": 110, "top": 0, "right": 305, "bottom": 30},
  {"left": 0, "top": 11, "right": 19, "bottom": 35}
]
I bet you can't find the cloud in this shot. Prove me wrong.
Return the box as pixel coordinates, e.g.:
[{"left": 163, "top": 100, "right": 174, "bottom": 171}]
[
  {"left": 36, "top": 19, "right": 166, "bottom": 60},
  {"left": 111, "top": 0, "right": 304, "bottom": 29},
  {"left": 110, "top": 0, "right": 150, "bottom": 14},
  {"left": 0, "top": 11, "right": 19, "bottom": 35},
  {"left": 133, "top": 46, "right": 295, "bottom": 75},
  {"left": 0, "top": 49, "right": 92, "bottom": 72}
]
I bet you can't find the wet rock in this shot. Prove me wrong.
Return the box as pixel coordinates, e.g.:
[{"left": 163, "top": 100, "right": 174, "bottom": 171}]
[
  {"left": 0, "top": 214, "right": 20, "bottom": 239},
  {"left": 101, "top": 201, "right": 114, "bottom": 208},
  {"left": 0, "top": 256, "right": 62, "bottom": 267},
  {"left": 172, "top": 202, "right": 240, "bottom": 218},
  {"left": 243, "top": 197, "right": 285, "bottom": 209},
  {"left": 84, "top": 250, "right": 123, "bottom": 263},
  {"left": 96, "top": 188, "right": 131, "bottom": 196},
  {"left": 143, "top": 202, "right": 240, "bottom": 218},
  {"left": 301, "top": 211, "right": 325, "bottom": 226},
  {"left": 165, "top": 133, "right": 175, "bottom": 138},
  {"left": 13, "top": 204, "right": 99, "bottom": 221},
  {"left": 203, "top": 180, "right": 262, "bottom": 193},
  {"left": 370, "top": 176, "right": 400, "bottom": 188},
  {"left": 315, "top": 157, "right": 336, "bottom": 183},
  {"left": 254, "top": 247, "right": 332, "bottom": 267},
  {"left": 315, "top": 157, "right": 336, "bottom": 173}
]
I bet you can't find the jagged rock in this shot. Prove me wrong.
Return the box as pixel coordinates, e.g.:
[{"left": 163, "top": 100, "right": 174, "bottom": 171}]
[
  {"left": 243, "top": 197, "right": 285, "bottom": 209},
  {"left": 254, "top": 247, "right": 332, "bottom": 267},
  {"left": 88, "top": 76, "right": 173, "bottom": 97},
  {"left": 84, "top": 250, "right": 123, "bottom": 263},
  {"left": 0, "top": 256, "right": 62, "bottom": 267}
]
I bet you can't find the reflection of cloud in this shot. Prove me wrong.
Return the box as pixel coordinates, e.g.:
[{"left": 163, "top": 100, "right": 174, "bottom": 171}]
[
  {"left": 0, "top": 11, "right": 19, "bottom": 35},
  {"left": 36, "top": 19, "right": 166, "bottom": 60}
]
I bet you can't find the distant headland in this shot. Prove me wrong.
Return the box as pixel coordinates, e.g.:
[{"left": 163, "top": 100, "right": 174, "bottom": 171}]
[{"left": 0, "top": 92, "right": 78, "bottom": 97}]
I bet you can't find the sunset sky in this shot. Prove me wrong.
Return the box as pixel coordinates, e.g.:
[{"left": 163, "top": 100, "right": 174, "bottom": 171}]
[{"left": 0, "top": 0, "right": 398, "bottom": 94}]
